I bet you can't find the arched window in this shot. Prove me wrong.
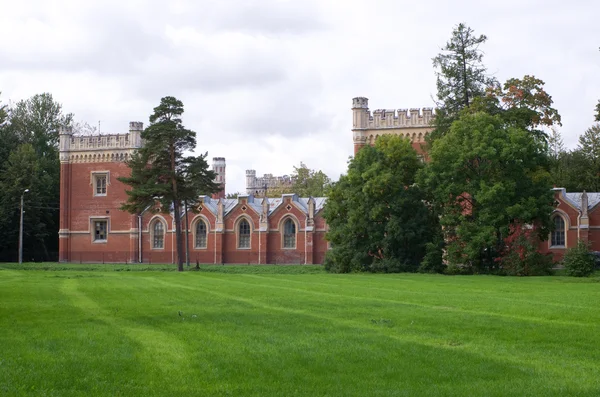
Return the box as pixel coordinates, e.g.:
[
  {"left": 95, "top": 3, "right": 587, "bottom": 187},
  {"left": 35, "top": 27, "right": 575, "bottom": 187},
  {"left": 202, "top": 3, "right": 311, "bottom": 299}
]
[
  {"left": 283, "top": 218, "right": 296, "bottom": 248},
  {"left": 152, "top": 221, "right": 164, "bottom": 249},
  {"left": 238, "top": 219, "right": 250, "bottom": 248},
  {"left": 551, "top": 215, "right": 565, "bottom": 247},
  {"left": 195, "top": 220, "right": 207, "bottom": 248}
]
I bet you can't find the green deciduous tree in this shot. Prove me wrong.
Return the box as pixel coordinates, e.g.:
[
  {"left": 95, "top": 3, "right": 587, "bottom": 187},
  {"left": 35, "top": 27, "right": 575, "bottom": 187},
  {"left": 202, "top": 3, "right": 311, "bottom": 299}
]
[
  {"left": 418, "top": 112, "right": 555, "bottom": 273},
  {"left": 469, "top": 75, "right": 562, "bottom": 144},
  {"left": 431, "top": 23, "right": 497, "bottom": 141},
  {"left": 323, "top": 135, "right": 440, "bottom": 273},
  {"left": 575, "top": 124, "right": 600, "bottom": 191},
  {"left": 9, "top": 93, "right": 73, "bottom": 157},
  {"left": 0, "top": 93, "right": 72, "bottom": 261},
  {"left": 290, "top": 163, "right": 331, "bottom": 197},
  {"left": 0, "top": 93, "right": 7, "bottom": 126},
  {"left": 261, "top": 163, "right": 331, "bottom": 198},
  {"left": 119, "top": 96, "right": 219, "bottom": 271},
  {"left": 549, "top": 149, "right": 595, "bottom": 192},
  {"left": 0, "top": 144, "right": 56, "bottom": 260}
]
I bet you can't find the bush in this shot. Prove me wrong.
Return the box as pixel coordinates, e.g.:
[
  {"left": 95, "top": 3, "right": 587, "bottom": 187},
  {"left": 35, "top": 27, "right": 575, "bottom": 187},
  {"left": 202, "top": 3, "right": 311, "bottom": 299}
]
[
  {"left": 323, "top": 246, "right": 369, "bottom": 273},
  {"left": 419, "top": 236, "right": 446, "bottom": 273},
  {"left": 369, "top": 258, "right": 415, "bottom": 273},
  {"left": 563, "top": 241, "right": 596, "bottom": 277},
  {"left": 496, "top": 223, "right": 555, "bottom": 276}
]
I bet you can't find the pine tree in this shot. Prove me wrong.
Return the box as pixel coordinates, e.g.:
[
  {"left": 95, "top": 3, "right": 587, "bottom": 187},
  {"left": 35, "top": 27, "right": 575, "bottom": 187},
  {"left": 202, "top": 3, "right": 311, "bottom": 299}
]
[
  {"left": 119, "top": 97, "right": 219, "bottom": 271},
  {"left": 431, "top": 23, "right": 497, "bottom": 141},
  {"left": 548, "top": 127, "right": 565, "bottom": 161}
]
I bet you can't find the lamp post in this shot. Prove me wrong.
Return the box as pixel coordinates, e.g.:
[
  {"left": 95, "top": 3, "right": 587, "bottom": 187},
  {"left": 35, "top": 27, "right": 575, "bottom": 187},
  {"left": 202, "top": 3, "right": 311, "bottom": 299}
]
[{"left": 18, "top": 188, "right": 29, "bottom": 264}]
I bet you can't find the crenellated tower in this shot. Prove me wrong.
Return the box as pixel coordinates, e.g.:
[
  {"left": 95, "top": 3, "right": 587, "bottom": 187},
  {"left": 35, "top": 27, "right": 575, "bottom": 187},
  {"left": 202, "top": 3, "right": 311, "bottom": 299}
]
[
  {"left": 58, "top": 122, "right": 144, "bottom": 263},
  {"left": 352, "top": 97, "right": 434, "bottom": 156},
  {"left": 245, "top": 169, "right": 293, "bottom": 197},
  {"left": 212, "top": 157, "right": 226, "bottom": 199}
]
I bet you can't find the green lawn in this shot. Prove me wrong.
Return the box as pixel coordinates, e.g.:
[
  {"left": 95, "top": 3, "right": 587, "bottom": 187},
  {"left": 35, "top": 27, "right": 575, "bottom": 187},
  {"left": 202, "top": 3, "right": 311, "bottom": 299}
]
[{"left": 1, "top": 264, "right": 599, "bottom": 396}]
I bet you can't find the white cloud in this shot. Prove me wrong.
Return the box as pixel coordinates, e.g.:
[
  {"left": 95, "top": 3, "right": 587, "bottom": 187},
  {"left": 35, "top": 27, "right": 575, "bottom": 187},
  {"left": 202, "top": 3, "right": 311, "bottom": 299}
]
[{"left": 1, "top": 0, "right": 599, "bottom": 194}]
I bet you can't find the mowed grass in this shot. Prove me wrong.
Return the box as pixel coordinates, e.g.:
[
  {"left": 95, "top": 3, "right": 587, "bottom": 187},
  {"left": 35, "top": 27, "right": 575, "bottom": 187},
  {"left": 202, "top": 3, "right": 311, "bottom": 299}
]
[{"left": 1, "top": 265, "right": 600, "bottom": 396}]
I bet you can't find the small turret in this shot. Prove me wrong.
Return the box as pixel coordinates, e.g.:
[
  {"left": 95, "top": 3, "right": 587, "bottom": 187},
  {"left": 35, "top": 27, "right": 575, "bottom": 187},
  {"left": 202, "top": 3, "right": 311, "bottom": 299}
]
[
  {"left": 128, "top": 121, "right": 143, "bottom": 148},
  {"left": 59, "top": 125, "right": 73, "bottom": 153},
  {"left": 212, "top": 157, "right": 226, "bottom": 199},
  {"left": 246, "top": 169, "right": 257, "bottom": 195},
  {"left": 352, "top": 97, "right": 369, "bottom": 129}
]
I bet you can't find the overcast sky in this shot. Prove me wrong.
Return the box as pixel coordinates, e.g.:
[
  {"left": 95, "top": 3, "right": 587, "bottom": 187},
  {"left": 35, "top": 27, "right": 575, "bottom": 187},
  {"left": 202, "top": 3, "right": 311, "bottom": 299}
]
[{"left": 1, "top": 0, "right": 599, "bottom": 193}]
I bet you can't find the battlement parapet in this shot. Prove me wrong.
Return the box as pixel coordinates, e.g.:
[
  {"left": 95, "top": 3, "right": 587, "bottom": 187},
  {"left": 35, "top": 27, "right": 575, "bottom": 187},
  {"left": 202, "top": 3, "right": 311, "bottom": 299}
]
[
  {"left": 365, "top": 107, "right": 433, "bottom": 129},
  {"left": 352, "top": 97, "right": 369, "bottom": 109},
  {"left": 246, "top": 169, "right": 295, "bottom": 195},
  {"left": 352, "top": 97, "right": 434, "bottom": 130},
  {"left": 59, "top": 121, "right": 143, "bottom": 154},
  {"left": 129, "top": 121, "right": 143, "bottom": 131},
  {"left": 62, "top": 132, "right": 140, "bottom": 152}
]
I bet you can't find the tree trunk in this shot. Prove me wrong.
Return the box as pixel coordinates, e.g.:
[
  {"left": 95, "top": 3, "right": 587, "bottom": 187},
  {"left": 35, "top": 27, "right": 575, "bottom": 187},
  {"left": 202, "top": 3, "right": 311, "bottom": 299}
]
[
  {"left": 173, "top": 199, "right": 184, "bottom": 271},
  {"left": 170, "top": 142, "right": 184, "bottom": 271}
]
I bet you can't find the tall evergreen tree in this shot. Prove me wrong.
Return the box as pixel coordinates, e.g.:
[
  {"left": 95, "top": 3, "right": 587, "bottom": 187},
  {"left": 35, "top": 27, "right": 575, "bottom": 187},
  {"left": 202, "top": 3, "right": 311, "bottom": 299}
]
[
  {"left": 119, "top": 96, "right": 219, "bottom": 271},
  {"left": 431, "top": 23, "right": 497, "bottom": 141},
  {"left": 548, "top": 127, "right": 565, "bottom": 162}
]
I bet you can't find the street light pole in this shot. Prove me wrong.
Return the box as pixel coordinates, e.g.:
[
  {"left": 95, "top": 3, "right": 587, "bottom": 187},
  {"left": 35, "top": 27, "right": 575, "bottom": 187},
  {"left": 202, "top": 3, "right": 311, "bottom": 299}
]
[{"left": 18, "top": 188, "right": 29, "bottom": 264}]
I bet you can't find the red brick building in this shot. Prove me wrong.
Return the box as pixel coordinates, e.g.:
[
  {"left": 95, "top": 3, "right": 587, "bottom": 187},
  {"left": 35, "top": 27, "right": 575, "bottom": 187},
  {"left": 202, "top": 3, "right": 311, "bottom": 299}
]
[
  {"left": 353, "top": 97, "right": 600, "bottom": 263},
  {"left": 539, "top": 188, "right": 600, "bottom": 262},
  {"left": 58, "top": 99, "right": 594, "bottom": 266},
  {"left": 58, "top": 123, "right": 328, "bottom": 264}
]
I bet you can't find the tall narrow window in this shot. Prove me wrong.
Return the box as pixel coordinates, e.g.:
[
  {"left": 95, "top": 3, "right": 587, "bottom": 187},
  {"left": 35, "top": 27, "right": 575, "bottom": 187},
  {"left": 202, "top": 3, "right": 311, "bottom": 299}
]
[
  {"left": 551, "top": 215, "right": 565, "bottom": 247},
  {"left": 153, "top": 221, "right": 165, "bottom": 249},
  {"left": 196, "top": 220, "right": 207, "bottom": 248},
  {"left": 283, "top": 219, "right": 296, "bottom": 248},
  {"left": 238, "top": 219, "right": 250, "bottom": 248},
  {"left": 95, "top": 174, "right": 107, "bottom": 196},
  {"left": 94, "top": 220, "right": 107, "bottom": 241}
]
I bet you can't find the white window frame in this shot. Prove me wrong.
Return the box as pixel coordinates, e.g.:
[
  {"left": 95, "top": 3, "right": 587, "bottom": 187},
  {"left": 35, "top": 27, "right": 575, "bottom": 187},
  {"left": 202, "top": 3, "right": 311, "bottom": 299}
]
[
  {"left": 91, "top": 217, "right": 109, "bottom": 243},
  {"left": 91, "top": 171, "right": 110, "bottom": 197}
]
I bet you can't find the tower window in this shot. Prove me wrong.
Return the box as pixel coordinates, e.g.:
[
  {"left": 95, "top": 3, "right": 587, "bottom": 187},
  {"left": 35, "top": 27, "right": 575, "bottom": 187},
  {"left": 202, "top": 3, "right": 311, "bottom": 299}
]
[
  {"left": 93, "top": 220, "right": 108, "bottom": 242},
  {"left": 94, "top": 174, "right": 107, "bottom": 196}
]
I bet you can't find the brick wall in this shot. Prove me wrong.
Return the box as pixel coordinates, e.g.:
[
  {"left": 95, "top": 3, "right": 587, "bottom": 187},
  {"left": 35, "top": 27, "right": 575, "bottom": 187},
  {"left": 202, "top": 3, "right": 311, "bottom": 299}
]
[{"left": 61, "top": 159, "right": 329, "bottom": 264}]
